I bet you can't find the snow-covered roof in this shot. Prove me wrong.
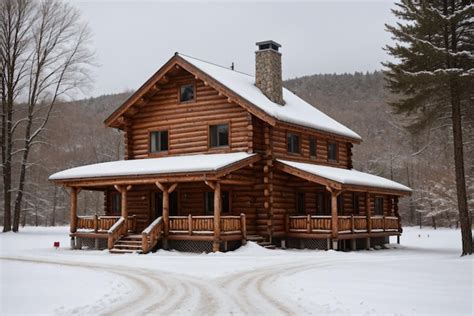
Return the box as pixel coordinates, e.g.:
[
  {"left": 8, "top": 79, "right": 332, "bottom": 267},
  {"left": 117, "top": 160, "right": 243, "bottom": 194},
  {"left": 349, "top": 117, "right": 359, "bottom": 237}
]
[
  {"left": 49, "top": 152, "right": 255, "bottom": 181},
  {"left": 277, "top": 159, "right": 412, "bottom": 193},
  {"left": 179, "top": 54, "right": 362, "bottom": 141}
]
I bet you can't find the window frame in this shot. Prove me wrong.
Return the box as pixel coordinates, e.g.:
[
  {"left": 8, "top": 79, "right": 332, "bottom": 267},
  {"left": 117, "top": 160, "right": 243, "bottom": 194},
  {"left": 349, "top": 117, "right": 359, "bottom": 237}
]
[
  {"left": 337, "top": 194, "right": 344, "bottom": 215},
  {"left": 109, "top": 192, "right": 121, "bottom": 215},
  {"left": 209, "top": 123, "right": 230, "bottom": 149},
  {"left": 309, "top": 136, "right": 317, "bottom": 158},
  {"left": 149, "top": 130, "right": 169, "bottom": 154},
  {"left": 204, "top": 190, "right": 231, "bottom": 215},
  {"left": 374, "top": 196, "right": 384, "bottom": 216},
  {"left": 296, "top": 191, "right": 306, "bottom": 215},
  {"left": 352, "top": 193, "right": 360, "bottom": 215},
  {"left": 286, "top": 132, "right": 301, "bottom": 155},
  {"left": 178, "top": 82, "right": 196, "bottom": 103},
  {"left": 327, "top": 141, "right": 339, "bottom": 162}
]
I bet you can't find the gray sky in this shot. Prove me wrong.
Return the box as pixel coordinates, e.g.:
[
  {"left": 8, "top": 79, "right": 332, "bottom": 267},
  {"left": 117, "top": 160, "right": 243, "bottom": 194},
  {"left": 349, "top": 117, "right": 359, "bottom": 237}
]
[{"left": 71, "top": 1, "right": 397, "bottom": 97}]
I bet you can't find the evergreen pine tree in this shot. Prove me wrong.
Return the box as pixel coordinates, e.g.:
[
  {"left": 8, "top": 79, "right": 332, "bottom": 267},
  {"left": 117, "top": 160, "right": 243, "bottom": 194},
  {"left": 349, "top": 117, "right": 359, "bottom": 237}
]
[{"left": 384, "top": 0, "right": 473, "bottom": 255}]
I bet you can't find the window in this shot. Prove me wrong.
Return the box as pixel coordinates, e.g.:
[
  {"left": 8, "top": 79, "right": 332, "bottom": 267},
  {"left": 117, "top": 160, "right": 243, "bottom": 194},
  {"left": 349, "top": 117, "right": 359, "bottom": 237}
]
[
  {"left": 309, "top": 137, "right": 317, "bottom": 157},
  {"left": 287, "top": 133, "right": 300, "bottom": 154},
  {"left": 209, "top": 124, "right": 229, "bottom": 148},
  {"left": 204, "top": 191, "right": 230, "bottom": 215},
  {"left": 374, "top": 197, "right": 384, "bottom": 215},
  {"left": 150, "top": 130, "right": 168, "bottom": 153},
  {"left": 328, "top": 142, "right": 338, "bottom": 161},
  {"left": 110, "top": 193, "right": 121, "bottom": 215},
  {"left": 316, "top": 192, "right": 328, "bottom": 215},
  {"left": 352, "top": 193, "right": 360, "bottom": 214},
  {"left": 296, "top": 192, "right": 305, "bottom": 214},
  {"left": 179, "top": 83, "right": 195, "bottom": 102},
  {"left": 337, "top": 194, "right": 344, "bottom": 215}
]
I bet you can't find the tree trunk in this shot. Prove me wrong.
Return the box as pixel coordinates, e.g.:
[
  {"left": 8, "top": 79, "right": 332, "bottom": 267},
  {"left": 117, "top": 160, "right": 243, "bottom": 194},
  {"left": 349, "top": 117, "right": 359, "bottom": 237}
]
[
  {"left": 450, "top": 79, "right": 472, "bottom": 255},
  {"left": 51, "top": 186, "right": 58, "bottom": 227},
  {"left": 432, "top": 216, "right": 437, "bottom": 230}
]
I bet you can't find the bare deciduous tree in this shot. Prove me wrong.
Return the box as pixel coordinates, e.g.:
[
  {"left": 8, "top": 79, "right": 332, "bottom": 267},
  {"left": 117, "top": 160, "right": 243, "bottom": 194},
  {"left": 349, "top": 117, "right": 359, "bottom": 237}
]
[{"left": 1, "top": 0, "right": 94, "bottom": 232}]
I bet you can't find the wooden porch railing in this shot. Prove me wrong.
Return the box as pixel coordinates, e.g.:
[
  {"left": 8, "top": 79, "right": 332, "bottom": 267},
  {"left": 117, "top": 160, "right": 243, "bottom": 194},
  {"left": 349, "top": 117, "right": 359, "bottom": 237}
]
[
  {"left": 141, "top": 217, "right": 163, "bottom": 254},
  {"left": 76, "top": 215, "right": 136, "bottom": 232},
  {"left": 107, "top": 217, "right": 128, "bottom": 249},
  {"left": 287, "top": 215, "right": 400, "bottom": 234},
  {"left": 168, "top": 214, "right": 246, "bottom": 237}
]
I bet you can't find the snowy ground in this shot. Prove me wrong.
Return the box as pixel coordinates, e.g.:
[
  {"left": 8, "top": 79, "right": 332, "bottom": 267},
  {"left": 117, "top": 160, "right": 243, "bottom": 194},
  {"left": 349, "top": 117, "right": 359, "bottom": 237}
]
[{"left": 1, "top": 227, "right": 472, "bottom": 315}]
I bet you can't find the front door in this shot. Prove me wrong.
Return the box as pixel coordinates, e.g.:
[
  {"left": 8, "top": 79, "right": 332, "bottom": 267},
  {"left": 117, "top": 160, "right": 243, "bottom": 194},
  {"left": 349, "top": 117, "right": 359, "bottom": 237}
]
[{"left": 152, "top": 191, "right": 178, "bottom": 220}]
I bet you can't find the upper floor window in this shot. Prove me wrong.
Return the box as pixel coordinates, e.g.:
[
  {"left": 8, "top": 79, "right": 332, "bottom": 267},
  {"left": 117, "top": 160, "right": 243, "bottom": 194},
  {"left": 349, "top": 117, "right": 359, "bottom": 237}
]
[
  {"left": 179, "top": 83, "right": 195, "bottom": 103},
  {"left": 374, "top": 197, "right": 384, "bottom": 215},
  {"left": 209, "top": 124, "right": 229, "bottom": 148},
  {"left": 309, "top": 137, "right": 317, "bottom": 157},
  {"left": 150, "top": 130, "right": 168, "bottom": 153},
  {"left": 327, "top": 142, "right": 338, "bottom": 161},
  {"left": 287, "top": 133, "right": 300, "bottom": 154},
  {"left": 204, "top": 191, "right": 230, "bottom": 215}
]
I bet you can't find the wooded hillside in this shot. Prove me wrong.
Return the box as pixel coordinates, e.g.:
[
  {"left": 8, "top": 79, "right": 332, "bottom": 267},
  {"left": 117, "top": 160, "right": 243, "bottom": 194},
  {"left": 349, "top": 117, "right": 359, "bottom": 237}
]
[{"left": 3, "top": 71, "right": 471, "bottom": 228}]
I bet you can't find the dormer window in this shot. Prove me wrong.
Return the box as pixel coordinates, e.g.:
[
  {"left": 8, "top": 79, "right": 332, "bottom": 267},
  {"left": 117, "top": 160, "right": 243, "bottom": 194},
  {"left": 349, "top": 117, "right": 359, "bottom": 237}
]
[
  {"left": 150, "top": 130, "right": 168, "bottom": 153},
  {"left": 179, "top": 83, "right": 195, "bottom": 103}
]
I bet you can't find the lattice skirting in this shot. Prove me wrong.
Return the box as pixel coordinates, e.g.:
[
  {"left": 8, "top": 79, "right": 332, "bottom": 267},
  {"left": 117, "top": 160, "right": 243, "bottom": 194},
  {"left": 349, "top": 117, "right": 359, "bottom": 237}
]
[
  {"left": 73, "top": 237, "right": 107, "bottom": 250},
  {"left": 168, "top": 240, "right": 242, "bottom": 253},
  {"left": 287, "top": 238, "right": 329, "bottom": 250}
]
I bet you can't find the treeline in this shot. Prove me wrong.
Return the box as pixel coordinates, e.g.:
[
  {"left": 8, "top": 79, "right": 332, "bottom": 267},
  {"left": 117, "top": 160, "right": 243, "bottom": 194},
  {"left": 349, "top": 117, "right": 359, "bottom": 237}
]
[{"left": 1, "top": 72, "right": 471, "bottom": 228}]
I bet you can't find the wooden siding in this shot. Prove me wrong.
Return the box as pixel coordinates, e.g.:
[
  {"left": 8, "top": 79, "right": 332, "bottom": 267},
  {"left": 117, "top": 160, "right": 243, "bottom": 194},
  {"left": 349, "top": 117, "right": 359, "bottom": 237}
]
[{"left": 127, "top": 71, "right": 251, "bottom": 159}]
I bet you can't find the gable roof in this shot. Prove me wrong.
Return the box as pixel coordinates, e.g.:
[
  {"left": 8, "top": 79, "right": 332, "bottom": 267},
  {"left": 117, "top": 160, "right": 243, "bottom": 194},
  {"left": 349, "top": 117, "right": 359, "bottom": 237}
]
[{"left": 105, "top": 53, "right": 362, "bottom": 142}]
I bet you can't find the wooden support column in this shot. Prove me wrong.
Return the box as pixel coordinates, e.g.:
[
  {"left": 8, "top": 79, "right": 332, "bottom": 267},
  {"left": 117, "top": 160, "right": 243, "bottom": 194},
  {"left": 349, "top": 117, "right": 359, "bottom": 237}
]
[
  {"left": 213, "top": 182, "right": 222, "bottom": 252},
  {"left": 366, "top": 192, "right": 371, "bottom": 249},
  {"left": 70, "top": 187, "right": 78, "bottom": 234},
  {"left": 394, "top": 196, "right": 401, "bottom": 244},
  {"left": 156, "top": 181, "right": 177, "bottom": 249},
  {"left": 330, "top": 188, "right": 341, "bottom": 250}
]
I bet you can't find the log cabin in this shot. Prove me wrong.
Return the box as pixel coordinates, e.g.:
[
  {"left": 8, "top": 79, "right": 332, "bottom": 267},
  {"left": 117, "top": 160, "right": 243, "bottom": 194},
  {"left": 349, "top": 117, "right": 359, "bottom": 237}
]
[{"left": 49, "top": 41, "right": 411, "bottom": 253}]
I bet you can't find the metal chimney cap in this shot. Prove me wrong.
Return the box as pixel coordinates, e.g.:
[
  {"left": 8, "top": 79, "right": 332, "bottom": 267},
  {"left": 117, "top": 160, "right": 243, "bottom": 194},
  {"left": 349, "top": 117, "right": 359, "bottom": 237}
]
[{"left": 256, "top": 40, "right": 281, "bottom": 52}]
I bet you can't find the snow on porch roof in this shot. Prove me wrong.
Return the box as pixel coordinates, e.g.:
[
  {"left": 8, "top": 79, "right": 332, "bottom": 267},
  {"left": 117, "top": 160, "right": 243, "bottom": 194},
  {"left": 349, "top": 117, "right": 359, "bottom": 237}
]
[
  {"left": 179, "top": 54, "right": 362, "bottom": 141},
  {"left": 49, "top": 152, "right": 256, "bottom": 181},
  {"left": 276, "top": 159, "right": 412, "bottom": 193}
]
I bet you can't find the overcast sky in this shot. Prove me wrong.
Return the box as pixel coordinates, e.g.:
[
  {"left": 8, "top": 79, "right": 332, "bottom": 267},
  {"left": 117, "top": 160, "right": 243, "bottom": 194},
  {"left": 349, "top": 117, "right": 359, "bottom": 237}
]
[{"left": 71, "top": 1, "right": 398, "bottom": 97}]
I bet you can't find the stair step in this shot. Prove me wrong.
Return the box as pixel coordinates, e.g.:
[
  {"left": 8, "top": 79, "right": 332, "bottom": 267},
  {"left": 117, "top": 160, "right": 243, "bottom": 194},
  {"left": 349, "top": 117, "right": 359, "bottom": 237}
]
[
  {"left": 263, "top": 245, "right": 277, "bottom": 250},
  {"left": 257, "top": 241, "right": 272, "bottom": 246},
  {"left": 247, "top": 235, "right": 265, "bottom": 241},
  {"left": 110, "top": 248, "right": 137, "bottom": 254},
  {"left": 115, "top": 240, "right": 142, "bottom": 245},
  {"left": 114, "top": 244, "right": 143, "bottom": 249}
]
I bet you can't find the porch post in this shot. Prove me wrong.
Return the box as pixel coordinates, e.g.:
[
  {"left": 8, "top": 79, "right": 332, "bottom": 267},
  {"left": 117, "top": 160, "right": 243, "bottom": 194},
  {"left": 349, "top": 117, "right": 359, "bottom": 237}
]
[
  {"left": 213, "top": 181, "right": 221, "bottom": 252},
  {"left": 70, "top": 187, "right": 78, "bottom": 233},
  {"left": 121, "top": 187, "right": 128, "bottom": 219},
  {"left": 330, "top": 189, "right": 341, "bottom": 250},
  {"left": 366, "top": 192, "right": 371, "bottom": 249},
  {"left": 162, "top": 189, "right": 169, "bottom": 237}
]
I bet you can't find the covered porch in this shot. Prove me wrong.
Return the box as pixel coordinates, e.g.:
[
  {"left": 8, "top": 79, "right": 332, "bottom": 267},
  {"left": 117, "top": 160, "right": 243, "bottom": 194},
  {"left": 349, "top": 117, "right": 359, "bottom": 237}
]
[
  {"left": 274, "top": 159, "right": 411, "bottom": 250},
  {"left": 49, "top": 152, "right": 259, "bottom": 253}
]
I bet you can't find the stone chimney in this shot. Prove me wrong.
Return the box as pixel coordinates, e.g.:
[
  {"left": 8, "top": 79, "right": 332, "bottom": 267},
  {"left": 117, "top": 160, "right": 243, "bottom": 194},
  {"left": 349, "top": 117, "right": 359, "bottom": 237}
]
[{"left": 255, "top": 40, "right": 284, "bottom": 105}]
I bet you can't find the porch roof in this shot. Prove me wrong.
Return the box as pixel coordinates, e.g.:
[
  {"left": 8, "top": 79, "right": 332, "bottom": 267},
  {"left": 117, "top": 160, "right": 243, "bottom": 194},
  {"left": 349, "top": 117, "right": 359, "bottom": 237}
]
[
  {"left": 49, "top": 152, "right": 257, "bottom": 183},
  {"left": 275, "top": 159, "right": 412, "bottom": 196}
]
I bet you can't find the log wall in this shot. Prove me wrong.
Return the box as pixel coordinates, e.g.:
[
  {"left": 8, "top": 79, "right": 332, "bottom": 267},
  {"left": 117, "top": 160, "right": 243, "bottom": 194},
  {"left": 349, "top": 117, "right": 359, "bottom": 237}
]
[{"left": 128, "top": 71, "right": 251, "bottom": 159}]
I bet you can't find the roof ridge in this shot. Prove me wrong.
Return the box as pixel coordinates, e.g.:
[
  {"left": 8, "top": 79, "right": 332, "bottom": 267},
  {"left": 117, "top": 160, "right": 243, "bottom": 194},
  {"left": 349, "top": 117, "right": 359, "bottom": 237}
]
[{"left": 177, "top": 52, "right": 254, "bottom": 77}]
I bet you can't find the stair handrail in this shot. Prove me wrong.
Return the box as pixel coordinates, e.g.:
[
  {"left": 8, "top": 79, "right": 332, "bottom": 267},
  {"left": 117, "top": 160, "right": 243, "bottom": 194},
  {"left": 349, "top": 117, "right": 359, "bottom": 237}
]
[
  {"left": 107, "top": 217, "right": 127, "bottom": 250},
  {"left": 141, "top": 216, "right": 163, "bottom": 254}
]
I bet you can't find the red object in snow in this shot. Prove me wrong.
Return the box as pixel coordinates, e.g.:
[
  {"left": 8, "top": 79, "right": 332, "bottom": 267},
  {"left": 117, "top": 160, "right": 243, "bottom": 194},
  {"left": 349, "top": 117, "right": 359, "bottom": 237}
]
[{"left": 54, "top": 241, "right": 60, "bottom": 248}]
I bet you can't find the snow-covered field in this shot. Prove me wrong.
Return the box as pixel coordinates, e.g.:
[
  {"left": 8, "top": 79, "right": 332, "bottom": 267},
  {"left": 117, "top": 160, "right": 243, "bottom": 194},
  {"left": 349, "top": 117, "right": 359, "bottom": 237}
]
[{"left": 1, "top": 227, "right": 472, "bottom": 315}]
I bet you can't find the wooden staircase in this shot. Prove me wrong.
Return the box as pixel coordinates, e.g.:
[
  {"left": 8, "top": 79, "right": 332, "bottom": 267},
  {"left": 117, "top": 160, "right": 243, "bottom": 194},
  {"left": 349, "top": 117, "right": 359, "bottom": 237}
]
[
  {"left": 110, "top": 234, "right": 143, "bottom": 254},
  {"left": 247, "top": 235, "right": 276, "bottom": 249}
]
